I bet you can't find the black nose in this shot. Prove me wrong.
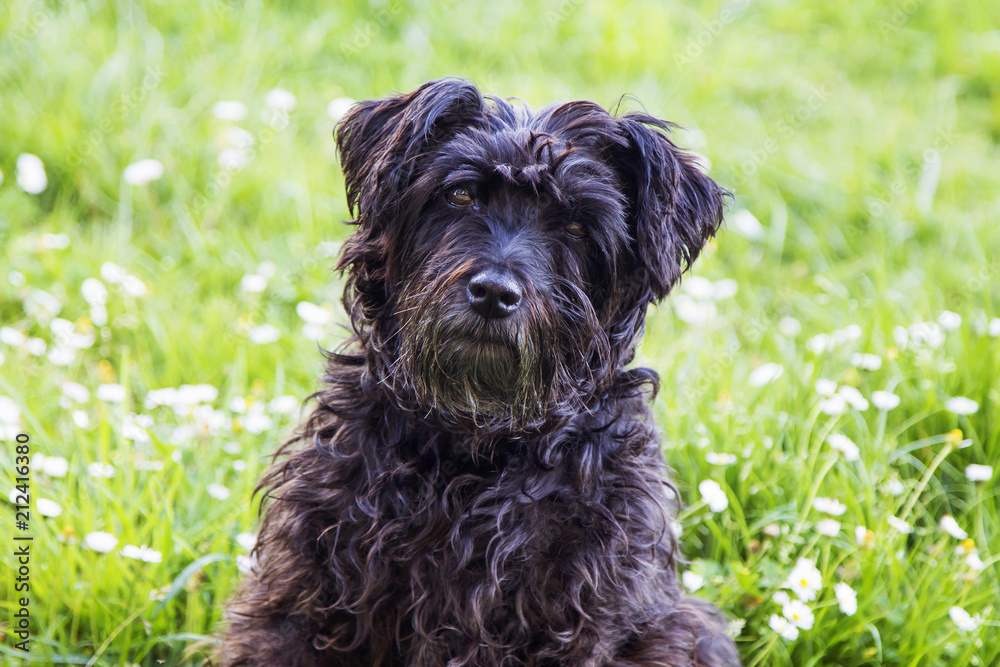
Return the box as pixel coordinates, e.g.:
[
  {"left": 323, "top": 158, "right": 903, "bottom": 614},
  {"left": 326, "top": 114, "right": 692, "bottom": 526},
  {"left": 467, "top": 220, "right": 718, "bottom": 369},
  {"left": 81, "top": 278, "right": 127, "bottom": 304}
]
[{"left": 467, "top": 269, "right": 522, "bottom": 320}]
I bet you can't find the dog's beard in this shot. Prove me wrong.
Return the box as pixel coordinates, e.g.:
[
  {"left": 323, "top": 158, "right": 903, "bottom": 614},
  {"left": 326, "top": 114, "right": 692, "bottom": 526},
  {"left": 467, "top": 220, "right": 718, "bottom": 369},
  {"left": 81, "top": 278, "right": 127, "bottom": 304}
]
[{"left": 396, "top": 279, "right": 557, "bottom": 433}]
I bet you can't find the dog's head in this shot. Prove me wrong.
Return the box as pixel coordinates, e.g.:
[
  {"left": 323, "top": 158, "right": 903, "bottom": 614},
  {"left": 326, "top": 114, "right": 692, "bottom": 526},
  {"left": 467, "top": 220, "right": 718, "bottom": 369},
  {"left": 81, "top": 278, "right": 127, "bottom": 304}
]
[{"left": 335, "top": 78, "right": 725, "bottom": 433}]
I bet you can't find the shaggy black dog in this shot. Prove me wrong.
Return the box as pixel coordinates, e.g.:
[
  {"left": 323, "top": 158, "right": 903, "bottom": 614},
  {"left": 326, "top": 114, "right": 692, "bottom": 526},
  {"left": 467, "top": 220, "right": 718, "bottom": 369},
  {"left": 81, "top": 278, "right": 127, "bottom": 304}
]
[{"left": 218, "top": 78, "right": 739, "bottom": 666}]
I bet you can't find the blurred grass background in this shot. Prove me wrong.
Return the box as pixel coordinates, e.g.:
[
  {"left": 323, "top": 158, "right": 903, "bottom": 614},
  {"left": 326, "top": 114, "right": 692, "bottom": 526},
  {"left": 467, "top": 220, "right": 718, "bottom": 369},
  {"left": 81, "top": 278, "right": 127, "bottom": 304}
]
[{"left": 1, "top": 0, "right": 998, "bottom": 664}]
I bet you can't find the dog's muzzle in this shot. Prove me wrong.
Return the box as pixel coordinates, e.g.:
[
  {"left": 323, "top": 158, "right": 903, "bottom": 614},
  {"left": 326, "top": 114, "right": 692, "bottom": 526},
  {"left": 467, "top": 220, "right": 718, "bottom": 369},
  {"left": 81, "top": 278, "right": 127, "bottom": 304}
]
[{"left": 467, "top": 268, "right": 522, "bottom": 320}]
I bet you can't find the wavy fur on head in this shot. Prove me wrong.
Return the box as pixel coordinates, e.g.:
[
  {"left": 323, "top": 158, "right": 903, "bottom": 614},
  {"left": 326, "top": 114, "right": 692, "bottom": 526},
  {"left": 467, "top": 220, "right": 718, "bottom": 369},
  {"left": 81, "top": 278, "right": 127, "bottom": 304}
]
[{"left": 217, "top": 78, "right": 738, "bottom": 666}]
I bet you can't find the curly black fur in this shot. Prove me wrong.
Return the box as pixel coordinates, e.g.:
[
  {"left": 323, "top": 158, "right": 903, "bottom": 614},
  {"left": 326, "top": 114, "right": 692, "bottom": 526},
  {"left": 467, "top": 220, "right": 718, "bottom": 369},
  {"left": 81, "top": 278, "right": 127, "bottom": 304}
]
[{"left": 217, "top": 78, "right": 738, "bottom": 666}]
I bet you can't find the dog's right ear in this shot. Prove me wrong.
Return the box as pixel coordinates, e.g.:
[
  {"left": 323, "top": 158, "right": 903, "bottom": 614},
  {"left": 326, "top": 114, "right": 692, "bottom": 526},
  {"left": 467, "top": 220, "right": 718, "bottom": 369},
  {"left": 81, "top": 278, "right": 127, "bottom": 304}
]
[{"left": 335, "top": 78, "right": 486, "bottom": 222}]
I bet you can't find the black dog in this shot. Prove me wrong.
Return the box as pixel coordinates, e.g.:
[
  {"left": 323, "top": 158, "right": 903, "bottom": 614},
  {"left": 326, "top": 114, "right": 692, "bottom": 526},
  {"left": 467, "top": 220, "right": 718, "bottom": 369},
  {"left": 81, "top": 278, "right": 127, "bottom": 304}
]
[{"left": 218, "top": 78, "right": 738, "bottom": 666}]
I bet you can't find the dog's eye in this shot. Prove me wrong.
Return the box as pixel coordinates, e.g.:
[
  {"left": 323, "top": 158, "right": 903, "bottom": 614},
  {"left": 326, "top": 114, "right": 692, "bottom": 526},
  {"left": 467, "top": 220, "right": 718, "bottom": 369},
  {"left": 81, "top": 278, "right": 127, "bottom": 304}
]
[
  {"left": 564, "top": 222, "right": 587, "bottom": 239},
  {"left": 446, "top": 187, "right": 475, "bottom": 207}
]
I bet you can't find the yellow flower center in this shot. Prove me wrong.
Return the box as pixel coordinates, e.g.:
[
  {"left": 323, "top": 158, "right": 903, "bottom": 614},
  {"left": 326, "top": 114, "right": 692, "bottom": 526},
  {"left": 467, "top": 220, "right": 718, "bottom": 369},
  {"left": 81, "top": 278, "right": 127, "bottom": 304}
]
[{"left": 800, "top": 578, "right": 809, "bottom": 587}]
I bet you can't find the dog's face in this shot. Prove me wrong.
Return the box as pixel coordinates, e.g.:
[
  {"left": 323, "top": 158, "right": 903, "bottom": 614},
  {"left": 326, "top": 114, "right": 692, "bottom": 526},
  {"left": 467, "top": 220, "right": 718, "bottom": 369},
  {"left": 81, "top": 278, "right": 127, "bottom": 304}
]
[{"left": 335, "top": 79, "right": 725, "bottom": 434}]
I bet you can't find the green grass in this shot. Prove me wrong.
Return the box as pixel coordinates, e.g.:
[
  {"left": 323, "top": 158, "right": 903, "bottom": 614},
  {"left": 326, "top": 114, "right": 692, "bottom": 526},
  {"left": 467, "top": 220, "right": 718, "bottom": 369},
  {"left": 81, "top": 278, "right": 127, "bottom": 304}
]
[{"left": 1, "top": 0, "right": 998, "bottom": 664}]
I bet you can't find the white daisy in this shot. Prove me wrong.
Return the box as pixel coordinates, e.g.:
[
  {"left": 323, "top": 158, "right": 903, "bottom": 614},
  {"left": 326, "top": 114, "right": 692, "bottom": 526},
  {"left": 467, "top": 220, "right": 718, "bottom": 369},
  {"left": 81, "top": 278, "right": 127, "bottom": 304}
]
[
  {"left": 887, "top": 515, "right": 913, "bottom": 534},
  {"left": 239, "top": 273, "right": 268, "bottom": 293},
  {"left": 36, "top": 498, "right": 63, "bottom": 517},
  {"left": 768, "top": 614, "right": 798, "bottom": 641},
  {"left": 781, "top": 599, "right": 815, "bottom": 630},
  {"left": 837, "top": 386, "right": 869, "bottom": 411},
  {"left": 24, "top": 338, "right": 47, "bottom": 355},
  {"left": 249, "top": 324, "right": 280, "bottom": 344},
  {"left": 834, "top": 582, "right": 857, "bottom": 615},
  {"left": 777, "top": 316, "right": 801, "bottom": 337},
  {"left": 871, "top": 390, "right": 901, "bottom": 410},
  {"left": 698, "top": 480, "right": 728, "bottom": 513},
  {"left": 908, "top": 322, "right": 945, "bottom": 349},
  {"left": 784, "top": 558, "right": 822, "bottom": 602},
  {"left": 965, "top": 464, "right": 993, "bottom": 482},
  {"left": 207, "top": 483, "right": 231, "bottom": 500},
  {"left": 327, "top": 97, "right": 356, "bottom": 121},
  {"left": 70, "top": 409, "right": 89, "bottom": 428},
  {"left": 62, "top": 382, "right": 90, "bottom": 403},
  {"left": 885, "top": 478, "right": 905, "bottom": 496},
  {"left": 0, "top": 327, "right": 27, "bottom": 346},
  {"left": 945, "top": 397, "right": 978, "bottom": 416},
  {"left": 672, "top": 295, "right": 717, "bottom": 326},
  {"left": 218, "top": 147, "right": 249, "bottom": 171},
  {"left": 296, "top": 301, "right": 333, "bottom": 325},
  {"left": 121, "top": 544, "right": 163, "bottom": 563},
  {"left": 748, "top": 363, "right": 784, "bottom": 387},
  {"left": 84, "top": 531, "right": 119, "bottom": 553},
  {"left": 729, "top": 209, "right": 765, "bottom": 240},
  {"left": 813, "top": 497, "right": 847, "bottom": 516},
  {"left": 41, "top": 233, "right": 70, "bottom": 249},
  {"left": 236, "top": 554, "right": 255, "bottom": 574},
  {"left": 827, "top": 433, "right": 860, "bottom": 461},
  {"left": 940, "top": 515, "right": 968, "bottom": 540},
  {"left": 814, "top": 378, "right": 838, "bottom": 396},
  {"left": 805, "top": 333, "right": 831, "bottom": 354},
  {"left": 212, "top": 100, "right": 248, "bottom": 121},
  {"left": 989, "top": 318, "right": 1000, "bottom": 337},
  {"left": 712, "top": 279, "right": 738, "bottom": 300},
  {"left": 937, "top": 311, "right": 962, "bottom": 331},
  {"left": 16, "top": 153, "right": 47, "bottom": 194},
  {"left": 34, "top": 454, "right": 68, "bottom": 477},
  {"left": 224, "top": 126, "right": 255, "bottom": 149},
  {"left": 850, "top": 353, "right": 882, "bottom": 370},
  {"left": 948, "top": 606, "right": 980, "bottom": 632},
  {"left": 236, "top": 533, "right": 257, "bottom": 550},
  {"left": 88, "top": 462, "right": 115, "bottom": 478},
  {"left": 97, "top": 383, "right": 127, "bottom": 403},
  {"left": 123, "top": 159, "right": 165, "bottom": 186},
  {"left": 81, "top": 278, "right": 108, "bottom": 305},
  {"left": 705, "top": 452, "right": 737, "bottom": 466},
  {"left": 819, "top": 396, "right": 847, "bottom": 416},
  {"left": 816, "top": 519, "right": 841, "bottom": 536},
  {"left": 268, "top": 395, "right": 299, "bottom": 415},
  {"left": 681, "top": 570, "right": 704, "bottom": 593},
  {"left": 265, "top": 88, "right": 297, "bottom": 111}
]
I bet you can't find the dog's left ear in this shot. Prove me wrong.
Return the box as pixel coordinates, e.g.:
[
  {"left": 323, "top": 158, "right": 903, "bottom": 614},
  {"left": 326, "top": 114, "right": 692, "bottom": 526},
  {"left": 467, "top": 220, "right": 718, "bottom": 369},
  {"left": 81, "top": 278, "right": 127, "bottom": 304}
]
[{"left": 611, "top": 113, "right": 727, "bottom": 301}]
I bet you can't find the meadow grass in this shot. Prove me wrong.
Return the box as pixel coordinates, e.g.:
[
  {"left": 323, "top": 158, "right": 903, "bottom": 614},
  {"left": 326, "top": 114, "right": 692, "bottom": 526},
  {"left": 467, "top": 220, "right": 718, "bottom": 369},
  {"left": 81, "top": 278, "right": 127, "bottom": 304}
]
[{"left": 1, "top": 0, "right": 998, "bottom": 664}]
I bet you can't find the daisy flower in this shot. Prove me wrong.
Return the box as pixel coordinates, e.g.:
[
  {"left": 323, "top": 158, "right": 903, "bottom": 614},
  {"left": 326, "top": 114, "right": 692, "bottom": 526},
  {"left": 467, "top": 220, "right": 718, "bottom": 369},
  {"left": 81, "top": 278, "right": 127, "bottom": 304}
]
[
  {"left": 827, "top": 433, "right": 860, "bottom": 461},
  {"left": 965, "top": 464, "right": 993, "bottom": 482},
  {"left": 784, "top": 558, "right": 822, "bottom": 602},
  {"left": 813, "top": 497, "right": 847, "bottom": 516},
  {"left": 698, "top": 480, "right": 728, "bottom": 513},
  {"left": 871, "top": 390, "right": 900, "bottom": 410},
  {"left": 939, "top": 515, "right": 968, "bottom": 540},
  {"left": 748, "top": 363, "right": 784, "bottom": 387},
  {"left": 948, "top": 606, "right": 980, "bottom": 632},
  {"left": 768, "top": 614, "right": 799, "bottom": 641},
  {"left": 945, "top": 397, "right": 978, "bottom": 416},
  {"left": 781, "top": 599, "right": 815, "bottom": 630},
  {"left": 834, "top": 582, "right": 857, "bottom": 616},
  {"left": 84, "top": 532, "right": 119, "bottom": 553}
]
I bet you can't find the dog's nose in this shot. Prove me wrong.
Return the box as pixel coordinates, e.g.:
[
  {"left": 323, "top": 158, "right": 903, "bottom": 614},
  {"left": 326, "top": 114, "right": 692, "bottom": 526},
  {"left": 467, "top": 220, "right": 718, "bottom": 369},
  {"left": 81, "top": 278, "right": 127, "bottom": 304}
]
[{"left": 467, "top": 269, "right": 522, "bottom": 320}]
